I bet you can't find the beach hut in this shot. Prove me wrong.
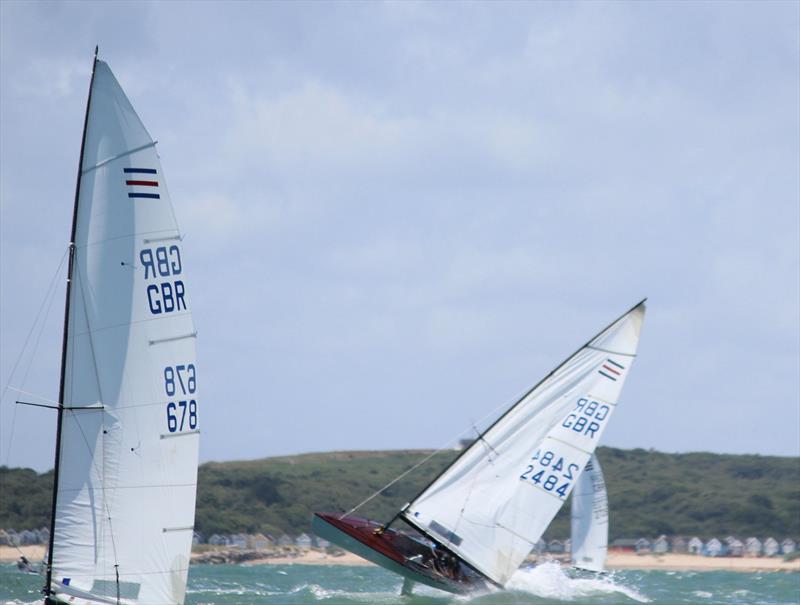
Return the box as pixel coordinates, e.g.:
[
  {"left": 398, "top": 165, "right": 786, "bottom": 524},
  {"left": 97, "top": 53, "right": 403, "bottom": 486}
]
[
  {"left": 670, "top": 536, "right": 688, "bottom": 554},
  {"left": 781, "top": 538, "right": 796, "bottom": 555},
  {"left": 635, "top": 538, "right": 651, "bottom": 553},
  {"left": 315, "top": 536, "right": 331, "bottom": 549},
  {"left": 653, "top": 535, "right": 669, "bottom": 554},
  {"left": 230, "top": 534, "right": 248, "bottom": 549},
  {"left": 277, "top": 534, "right": 294, "bottom": 547},
  {"left": 745, "top": 537, "right": 762, "bottom": 557},
  {"left": 208, "top": 534, "right": 230, "bottom": 546},
  {"left": 763, "top": 537, "right": 779, "bottom": 557},
  {"left": 0, "top": 529, "right": 9, "bottom": 546},
  {"left": 610, "top": 538, "right": 638, "bottom": 553},
  {"left": 725, "top": 536, "right": 744, "bottom": 557},
  {"left": 250, "top": 533, "right": 274, "bottom": 550},
  {"left": 36, "top": 527, "right": 50, "bottom": 544},
  {"left": 4, "top": 530, "right": 20, "bottom": 546},
  {"left": 703, "top": 538, "right": 723, "bottom": 557},
  {"left": 296, "top": 533, "right": 313, "bottom": 548},
  {"left": 688, "top": 537, "right": 703, "bottom": 555}
]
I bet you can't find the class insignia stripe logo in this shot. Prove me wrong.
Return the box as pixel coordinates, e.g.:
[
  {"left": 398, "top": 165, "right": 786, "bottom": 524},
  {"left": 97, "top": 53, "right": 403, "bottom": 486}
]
[
  {"left": 598, "top": 358, "right": 624, "bottom": 381},
  {"left": 124, "top": 167, "right": 161, "bottom": 199}
]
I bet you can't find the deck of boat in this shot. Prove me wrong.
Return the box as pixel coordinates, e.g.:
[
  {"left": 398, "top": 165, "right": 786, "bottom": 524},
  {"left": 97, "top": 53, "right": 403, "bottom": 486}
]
[{"left": 312, "top": 513, "right": 486, "bottom": 595}]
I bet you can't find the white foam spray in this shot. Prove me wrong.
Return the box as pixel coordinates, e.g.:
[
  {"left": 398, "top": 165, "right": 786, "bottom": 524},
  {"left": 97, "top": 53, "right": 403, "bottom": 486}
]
[{"left": 503, "top": 561, "right": 650, "bottom": 602}]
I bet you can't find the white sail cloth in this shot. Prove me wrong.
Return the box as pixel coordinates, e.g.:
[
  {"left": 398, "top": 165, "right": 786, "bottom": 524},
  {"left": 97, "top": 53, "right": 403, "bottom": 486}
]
[
  {"left": 570, "top": 454, "right": 608, "bottom": 572},
  {"left": 50, "top": 61, "right": 198, "bottom": 605},
  {"left": 403, "top": 303, "right": 644, "bottom": 586}
]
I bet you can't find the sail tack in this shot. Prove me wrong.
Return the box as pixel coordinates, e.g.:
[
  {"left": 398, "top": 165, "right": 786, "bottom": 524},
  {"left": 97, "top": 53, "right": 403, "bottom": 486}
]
[
  {"left": 570, "top": 454, "right": 608, "bottom": 572},
  {"left": 403, "top": 303, "right": 645, "bottom": 586},
  {"left": 49, "top": 60, "right": 198, "bottom": 605}
]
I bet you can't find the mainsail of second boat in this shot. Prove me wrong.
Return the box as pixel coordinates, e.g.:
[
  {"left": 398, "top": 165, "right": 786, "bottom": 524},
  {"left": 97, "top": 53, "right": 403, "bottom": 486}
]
[{"left": 570, "top": 454, "right": 608, "bottom": 572}]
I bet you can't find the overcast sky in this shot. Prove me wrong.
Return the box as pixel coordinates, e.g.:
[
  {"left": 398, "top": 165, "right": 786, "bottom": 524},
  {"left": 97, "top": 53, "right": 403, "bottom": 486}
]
[{"left": 1, "top": 1, "right": 798, "bottom": 472}]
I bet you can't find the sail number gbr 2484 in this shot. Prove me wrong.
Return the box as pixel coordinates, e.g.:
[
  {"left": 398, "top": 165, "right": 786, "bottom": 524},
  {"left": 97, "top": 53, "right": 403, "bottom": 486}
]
[
  {"left": 519, "top": 449, "right": 579, "bottom": 499},
  {"left": 164, "top": 364, "right": 197, "bottom": 433}
]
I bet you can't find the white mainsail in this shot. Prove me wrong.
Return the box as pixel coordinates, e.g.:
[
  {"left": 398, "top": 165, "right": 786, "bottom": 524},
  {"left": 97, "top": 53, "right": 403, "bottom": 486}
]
[
  {"left": 403, "top": 302, "right": 644, "bottom": 586},
  {"left": 570, "top": 454, "right": 608, "bottom": 572},
  {"left": 47, "top": 58, "right": 199, "bottom": 605}
]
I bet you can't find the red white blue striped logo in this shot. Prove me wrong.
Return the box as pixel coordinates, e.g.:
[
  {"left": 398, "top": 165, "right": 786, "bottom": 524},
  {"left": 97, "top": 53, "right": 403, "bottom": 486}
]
[
  {"left": 598, "top": 358, "right": 624, "bottom": 381},
  {"left": 124, "top": 168, "right": 160, "bottom": 199}
]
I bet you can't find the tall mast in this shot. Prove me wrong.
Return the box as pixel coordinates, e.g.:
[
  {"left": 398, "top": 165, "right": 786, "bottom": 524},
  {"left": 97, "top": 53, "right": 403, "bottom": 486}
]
[
  {"left": 384, "top": 298, "right": 647, "bottom": 531},
  {"left": 44, "top": 46, "right": 99, "bottom": 598}
]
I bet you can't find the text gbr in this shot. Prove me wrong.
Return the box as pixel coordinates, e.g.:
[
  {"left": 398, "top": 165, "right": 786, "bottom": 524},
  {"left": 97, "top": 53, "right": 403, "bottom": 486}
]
[
  {"left": 560, "top": 397, "right": 610, "bottom": 439},
  {"left": 140, "top": 245, "right": 187, "bottom": 314}
]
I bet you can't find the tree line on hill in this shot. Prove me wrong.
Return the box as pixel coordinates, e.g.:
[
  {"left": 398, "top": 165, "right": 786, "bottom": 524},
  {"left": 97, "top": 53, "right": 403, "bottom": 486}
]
[{"left": 1, "top": 447, "right": 798, "bottom": 542}]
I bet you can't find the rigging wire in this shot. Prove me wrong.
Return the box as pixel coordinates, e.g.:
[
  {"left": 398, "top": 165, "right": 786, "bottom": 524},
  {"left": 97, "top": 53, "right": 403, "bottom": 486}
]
[
  {"left": 0, "top": 248, "right": 68, "bottom": 560},
  {"left": 339, "top": 383, "right": 534, "bottom": 520},
  {"left": 6, "top": 387, "right": 61, "bottom": 406},
  {"left": 1, "top": 247, "right": 69, "bottom": 466}
]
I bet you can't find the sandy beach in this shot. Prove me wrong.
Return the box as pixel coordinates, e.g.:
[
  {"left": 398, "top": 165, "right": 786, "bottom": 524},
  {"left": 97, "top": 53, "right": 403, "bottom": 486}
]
[
  {"left": 0, "top": 545, "right": 46, "bottom": 563},
  {"left": 604, "top": 551, "right": 800, "bottom": 573},
  {"left": 3, "top": 545, "right": 797, "bottom": 573}
]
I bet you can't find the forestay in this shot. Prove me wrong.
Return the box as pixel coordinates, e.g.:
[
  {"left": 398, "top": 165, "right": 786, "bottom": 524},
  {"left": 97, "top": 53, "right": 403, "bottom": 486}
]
[
  {"left": 49, "top": 60, "right": 199, "bottom": 605},
  {"left": 403, "top": 303, "right": 645, "bottom": 586},
  {"left": 570, "top": 454, "right": 608, "bottom": 572}
]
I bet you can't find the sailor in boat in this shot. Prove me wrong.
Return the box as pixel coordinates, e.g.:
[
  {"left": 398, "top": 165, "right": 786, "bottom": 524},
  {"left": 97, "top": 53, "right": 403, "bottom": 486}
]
[
  {"left": 434, "top": 547, "right": 463, "bottom": 581},
  {"left": 17, "top": 555, "right": 40, "bottom": 574}
]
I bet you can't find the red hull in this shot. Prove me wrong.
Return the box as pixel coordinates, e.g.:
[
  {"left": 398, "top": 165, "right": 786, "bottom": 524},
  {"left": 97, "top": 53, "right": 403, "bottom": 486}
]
[{"left": 313, "top": 513, "right": 487, "bottom": 594}]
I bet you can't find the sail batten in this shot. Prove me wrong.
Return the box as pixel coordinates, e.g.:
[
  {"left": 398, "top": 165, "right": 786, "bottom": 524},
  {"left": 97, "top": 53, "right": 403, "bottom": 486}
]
[
  {"left": 404, "top": 303, "right": 645, "bottom": 586},
  {"left": 46, "top": 58, "right": 199, "bottom": 605}
]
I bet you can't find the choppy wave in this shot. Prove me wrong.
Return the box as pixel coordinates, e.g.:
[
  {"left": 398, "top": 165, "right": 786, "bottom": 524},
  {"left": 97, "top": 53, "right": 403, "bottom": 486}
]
[{"left": 3, "top": 561, "right": 799, "bottom": 605}]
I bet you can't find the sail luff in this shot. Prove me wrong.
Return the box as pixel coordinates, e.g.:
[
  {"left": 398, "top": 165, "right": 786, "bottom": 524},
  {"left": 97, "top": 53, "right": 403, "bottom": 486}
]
[{"left": 45, "top": 47, "right": 99, "bottom": 598}]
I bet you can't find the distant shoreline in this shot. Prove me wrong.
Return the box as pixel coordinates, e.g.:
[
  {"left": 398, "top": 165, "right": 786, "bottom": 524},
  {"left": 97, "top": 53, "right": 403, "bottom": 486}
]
[{"left": 2, "top": 545, "right": 798, "bottom": 573}]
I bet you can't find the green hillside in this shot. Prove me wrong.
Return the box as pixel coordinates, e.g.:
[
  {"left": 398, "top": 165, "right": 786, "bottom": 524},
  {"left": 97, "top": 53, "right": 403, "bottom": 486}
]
[{"left": 1, "top": 447, "right": 798, "bottom": 540}]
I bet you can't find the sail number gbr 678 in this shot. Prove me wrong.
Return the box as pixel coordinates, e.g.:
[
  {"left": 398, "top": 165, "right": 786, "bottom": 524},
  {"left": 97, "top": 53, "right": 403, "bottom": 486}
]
[{"left": 165, "top": 364, "right": 197, "bottom": 433}]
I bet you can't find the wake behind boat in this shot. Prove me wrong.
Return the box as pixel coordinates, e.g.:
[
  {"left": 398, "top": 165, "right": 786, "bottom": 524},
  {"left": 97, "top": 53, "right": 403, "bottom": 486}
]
[{"left": 314, "top": 301, "right": 645, "bottom": 595}]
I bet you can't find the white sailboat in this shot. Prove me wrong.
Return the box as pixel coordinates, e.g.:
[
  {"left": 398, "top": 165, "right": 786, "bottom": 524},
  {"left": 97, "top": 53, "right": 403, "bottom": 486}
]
[
  {"left": 570, "top": 454, "right": 608, "bottom": 572},
  {"left": 39, "top": 49, "right": 199, "bottom": 605},
  {"left": 314, "top": 300, "right": 645, "bottom": 594}
]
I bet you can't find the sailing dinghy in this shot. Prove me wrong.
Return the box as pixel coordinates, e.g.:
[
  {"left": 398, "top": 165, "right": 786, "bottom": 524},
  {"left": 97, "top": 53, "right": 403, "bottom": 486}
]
[
  {"left": 313, "top": 301, "right": 645, "bottom": 594},
  {"left": 34, "top": 49, "right": 200, "bottom": 605},
  {"left": 569, "top": 454, "right": 608, "bottom": 573}
]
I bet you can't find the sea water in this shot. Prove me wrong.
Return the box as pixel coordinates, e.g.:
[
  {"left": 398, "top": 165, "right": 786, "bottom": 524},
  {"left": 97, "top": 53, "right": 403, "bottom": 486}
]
[{"left": 1, "top": 562, "right": 798, "bottom": 605}]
